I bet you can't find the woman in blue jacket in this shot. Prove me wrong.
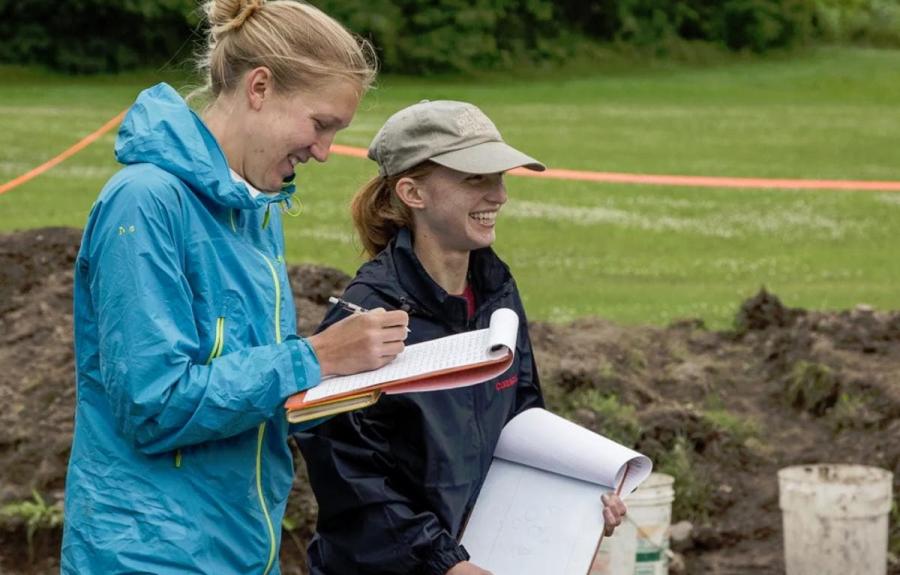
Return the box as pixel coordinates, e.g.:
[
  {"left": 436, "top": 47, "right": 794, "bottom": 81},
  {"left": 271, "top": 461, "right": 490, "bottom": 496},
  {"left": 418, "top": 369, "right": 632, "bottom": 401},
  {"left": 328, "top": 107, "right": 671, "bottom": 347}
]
[
  {"left": 61, "top": 1, "right": 408, "bottom": 573},
  {"left": 297, "top": 100, "right": 626, "bottom": 575}
]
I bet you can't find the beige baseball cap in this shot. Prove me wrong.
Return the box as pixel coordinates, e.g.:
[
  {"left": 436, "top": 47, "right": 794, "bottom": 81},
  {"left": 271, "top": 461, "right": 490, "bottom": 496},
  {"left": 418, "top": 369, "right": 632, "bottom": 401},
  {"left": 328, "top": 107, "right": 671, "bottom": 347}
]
[{"left": 368, "top": 100, "right": 546, "bottom": 177}]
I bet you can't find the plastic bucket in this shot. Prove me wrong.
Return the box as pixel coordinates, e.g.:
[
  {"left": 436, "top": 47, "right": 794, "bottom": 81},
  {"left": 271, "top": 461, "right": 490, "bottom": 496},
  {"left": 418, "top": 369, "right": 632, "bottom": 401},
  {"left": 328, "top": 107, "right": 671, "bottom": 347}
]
[
  {"left": 591, "top": 472, "right": 675, "bottom": 575},
  {"left": 778, "top": 464, "right": 893, "bottom": 575}
]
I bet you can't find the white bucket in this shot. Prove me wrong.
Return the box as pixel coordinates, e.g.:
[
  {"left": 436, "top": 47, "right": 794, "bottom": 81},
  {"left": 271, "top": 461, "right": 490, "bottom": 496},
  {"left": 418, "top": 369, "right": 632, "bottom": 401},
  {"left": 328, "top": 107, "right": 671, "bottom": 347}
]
[
  {"left": 591, "top": 472, "right": 675, "bottom": 575},
  {"left": 778, "top": 464, "right": 893, "bottom": 575}
]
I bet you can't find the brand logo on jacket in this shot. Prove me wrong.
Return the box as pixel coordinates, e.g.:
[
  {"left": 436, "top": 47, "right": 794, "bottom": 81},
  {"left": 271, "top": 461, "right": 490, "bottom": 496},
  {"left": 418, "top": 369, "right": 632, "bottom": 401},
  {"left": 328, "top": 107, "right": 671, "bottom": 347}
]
[{"left": 495, "top": 375, "right": 518, "bottom": 391}]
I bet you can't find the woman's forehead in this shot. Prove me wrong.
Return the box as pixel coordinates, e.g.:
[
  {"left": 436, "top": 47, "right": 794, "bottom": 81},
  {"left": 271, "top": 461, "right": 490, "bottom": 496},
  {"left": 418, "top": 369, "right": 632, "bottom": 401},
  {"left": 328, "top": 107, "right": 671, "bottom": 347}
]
[{"left": 287, "top": 78, "right": 361, "bottom": 121}]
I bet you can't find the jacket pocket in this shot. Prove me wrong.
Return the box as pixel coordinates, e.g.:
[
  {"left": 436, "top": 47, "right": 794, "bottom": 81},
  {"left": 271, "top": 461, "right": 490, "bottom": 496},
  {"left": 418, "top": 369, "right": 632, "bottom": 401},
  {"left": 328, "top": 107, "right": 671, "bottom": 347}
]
[{"left": 175, "top": 316, "right": 226, "bottom": 468}]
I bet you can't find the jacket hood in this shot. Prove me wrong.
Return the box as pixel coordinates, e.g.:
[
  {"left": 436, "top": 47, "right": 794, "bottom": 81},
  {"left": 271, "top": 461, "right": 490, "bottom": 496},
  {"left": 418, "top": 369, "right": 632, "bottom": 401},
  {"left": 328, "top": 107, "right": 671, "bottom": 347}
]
[
  {"left": 114, "top": 83, "right": 295, "bottom": 210},
  {"left": 353, "top": 228, "right": 513, "bottom": 326}
]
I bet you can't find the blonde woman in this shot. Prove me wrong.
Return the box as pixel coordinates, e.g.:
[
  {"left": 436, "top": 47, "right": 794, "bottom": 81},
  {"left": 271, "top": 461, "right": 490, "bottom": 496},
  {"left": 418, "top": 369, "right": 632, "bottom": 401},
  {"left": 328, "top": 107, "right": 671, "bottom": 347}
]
[{"left": 61, "top": 1, "right": 408, "bottom": 573}]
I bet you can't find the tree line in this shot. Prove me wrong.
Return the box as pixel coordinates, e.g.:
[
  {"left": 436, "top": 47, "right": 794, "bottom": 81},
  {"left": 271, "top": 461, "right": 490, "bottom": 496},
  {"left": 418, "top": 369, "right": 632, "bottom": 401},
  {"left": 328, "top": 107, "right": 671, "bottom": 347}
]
[{"left": 1, "top": 0, "right": 898, "bottom": 74}]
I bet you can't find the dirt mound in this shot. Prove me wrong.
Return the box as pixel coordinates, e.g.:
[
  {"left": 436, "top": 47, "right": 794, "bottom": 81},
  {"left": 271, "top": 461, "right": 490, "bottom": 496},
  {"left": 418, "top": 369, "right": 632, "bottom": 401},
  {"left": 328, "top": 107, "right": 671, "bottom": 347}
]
[
  {"left": 1, "top": 228, "right": 897, "bottom": 575},
  {"left": 0, "top": 227, "right": 80, "bottom": 317},
  {"left": 533, "top": 310, "right": 900, "bottom": 573}
]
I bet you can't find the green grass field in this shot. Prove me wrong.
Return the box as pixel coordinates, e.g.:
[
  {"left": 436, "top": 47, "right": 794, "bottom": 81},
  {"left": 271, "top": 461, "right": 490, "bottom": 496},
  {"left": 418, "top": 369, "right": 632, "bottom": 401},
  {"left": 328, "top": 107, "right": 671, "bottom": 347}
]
[{"left": 2, "top": 47, "right": 899, "bottom": 327}]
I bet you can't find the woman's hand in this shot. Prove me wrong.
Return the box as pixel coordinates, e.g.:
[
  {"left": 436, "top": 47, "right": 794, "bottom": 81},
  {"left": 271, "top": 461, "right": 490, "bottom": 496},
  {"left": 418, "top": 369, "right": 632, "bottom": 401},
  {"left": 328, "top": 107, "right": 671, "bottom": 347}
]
[
  {"left": 446, "top": 561, "right": 493, "bottom": 575},
  {"left": 306, "top": 308, "right": 409, "bottom": 376},
  {"left": 602, "top": 493, "right": 627, "bottom": 536}
]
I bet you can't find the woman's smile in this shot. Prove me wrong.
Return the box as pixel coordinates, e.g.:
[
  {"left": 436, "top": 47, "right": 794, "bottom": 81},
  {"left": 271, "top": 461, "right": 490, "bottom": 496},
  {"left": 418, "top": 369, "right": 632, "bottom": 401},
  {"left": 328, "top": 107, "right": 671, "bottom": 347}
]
[{"left": 469, "top": 209, "right": 498, "bottom": 227}]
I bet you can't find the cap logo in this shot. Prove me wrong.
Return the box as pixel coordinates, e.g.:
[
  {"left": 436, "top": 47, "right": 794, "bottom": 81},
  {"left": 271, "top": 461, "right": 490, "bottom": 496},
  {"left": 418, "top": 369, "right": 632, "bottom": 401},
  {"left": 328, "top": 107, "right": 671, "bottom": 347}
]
[{"left": 454, "top": 108, "right": 493, "bottom": 137}]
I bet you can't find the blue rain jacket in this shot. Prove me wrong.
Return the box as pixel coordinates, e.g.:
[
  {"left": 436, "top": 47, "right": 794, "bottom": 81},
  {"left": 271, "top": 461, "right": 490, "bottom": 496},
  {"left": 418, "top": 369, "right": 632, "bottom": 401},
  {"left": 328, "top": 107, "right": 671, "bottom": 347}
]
[{"left": 62, "top": 83, "right": 321, "bottom": 575}]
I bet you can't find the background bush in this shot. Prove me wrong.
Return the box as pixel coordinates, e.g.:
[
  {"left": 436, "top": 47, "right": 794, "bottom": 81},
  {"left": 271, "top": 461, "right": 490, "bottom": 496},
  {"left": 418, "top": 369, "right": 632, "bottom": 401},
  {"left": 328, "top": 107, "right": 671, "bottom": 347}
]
[
  {"left": 0, "top": 0, "right": 198, "bottom": 73},
  {"left": 312, "top": 0, "right": 561, "bottom": 74},
  {"left": 812, "top": 0, "right": 900, "bottom": 47},
  {"left": 0, "top": 0, "right": 898, "bottom": 74}
]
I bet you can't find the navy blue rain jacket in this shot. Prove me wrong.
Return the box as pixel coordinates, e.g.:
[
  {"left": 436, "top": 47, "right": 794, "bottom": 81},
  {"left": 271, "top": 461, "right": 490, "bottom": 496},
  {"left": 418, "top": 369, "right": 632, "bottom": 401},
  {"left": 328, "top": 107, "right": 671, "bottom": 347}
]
[
  {"left": 296, "top": 228, "right": 544, "bottom": 575},
  {"left": 62, "top": 83, "right": 322, "bottom": 575}
]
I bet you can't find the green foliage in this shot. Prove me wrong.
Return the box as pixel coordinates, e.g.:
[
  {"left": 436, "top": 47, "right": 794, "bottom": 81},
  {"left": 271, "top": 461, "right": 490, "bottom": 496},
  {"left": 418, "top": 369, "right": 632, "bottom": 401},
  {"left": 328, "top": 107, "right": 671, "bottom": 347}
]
[
  {"left": 655, "top": 435, "right": 715, "bottom": 521},
  {"left": 319, "top": 0, "right": 821, "bottom": 71},
  {"left": 305, "top": 0, "right": 900, "bottom": 68},
  {"left": 622, "top": 348, "right": 648, "bottom": 371},
  {"left": 890, "top": 499, "right": 900, "bottom": 567},
  {"left": 312, "top": 0, "right": 561, "bottom": 74},
  {"left": 719, "top": 0, "right": 814, "bottom": 52},
  {"left": 812, "top": 0, "right": 900, "bottom": 47},
  {"left": 785, "top": 361, "right": 841, "bottom": 415},
  {"left": 828, "top": 391, "right": 865, "bottom": 429},
  {"left": 281, "top": 514, "right": 307, "bottom": 556},
  {"left": 0, "top": 0, "right": 197, "bottom": 73},
  {"left": 0, "top": 490, "right": 64, "bottom": 563},
  {"left": 569, "top": 390, "right": 643, "bottom": 446},
  {"left": 3, "top": 0, "right": 899, "bottom": 73},
  {"left": 556, "top": 0, "right": 815, "bottom": 52},
  {"left": 701, "top": 407, "right": 760, "bottom": 444}
]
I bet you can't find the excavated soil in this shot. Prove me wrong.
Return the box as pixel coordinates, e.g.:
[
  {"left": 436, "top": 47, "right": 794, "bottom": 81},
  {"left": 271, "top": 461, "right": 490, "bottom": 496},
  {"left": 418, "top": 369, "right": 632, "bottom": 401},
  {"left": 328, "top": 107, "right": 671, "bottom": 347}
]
[{"left": 1, "top": 227, "right": 897, "bottom": 575}]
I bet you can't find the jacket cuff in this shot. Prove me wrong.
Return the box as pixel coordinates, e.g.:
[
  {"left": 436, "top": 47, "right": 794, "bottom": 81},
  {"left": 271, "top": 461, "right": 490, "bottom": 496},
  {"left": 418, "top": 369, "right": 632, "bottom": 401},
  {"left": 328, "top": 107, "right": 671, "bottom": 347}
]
[
  {"left": 287, "top": 337, "right": 321, "bottom": 393},
  {"left": 424, "top": 537, "right": 470, "bottom": 575}
]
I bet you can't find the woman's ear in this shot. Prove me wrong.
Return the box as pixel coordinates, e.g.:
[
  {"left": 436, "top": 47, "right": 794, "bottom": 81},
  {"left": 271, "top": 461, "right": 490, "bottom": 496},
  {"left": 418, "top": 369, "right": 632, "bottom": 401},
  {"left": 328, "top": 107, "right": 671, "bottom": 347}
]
[
  {"left": 245, "top": 67, "right": 274, "bottom": 112},
  {"left": 395, "top": 177, "right": 426, "bottom": 210}
]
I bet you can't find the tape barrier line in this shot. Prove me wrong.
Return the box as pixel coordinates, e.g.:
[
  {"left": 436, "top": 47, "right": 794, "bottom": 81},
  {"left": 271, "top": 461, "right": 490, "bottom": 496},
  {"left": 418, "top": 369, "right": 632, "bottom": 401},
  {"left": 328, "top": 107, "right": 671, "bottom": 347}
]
[
  {"left": 330, "top": 144, "right": 368, "bottom": 159},
  {"left": 334, "top": 144, "right": 900, "bottom": 192},
  {"left": 0, "top": 109, "right": 127, "bottom": 196},
  {"left": 4, "top": 115, "right": 900, "bottom": 195},
  {"left": 504, "top": 166, "right": 900, "bottom": 192}
]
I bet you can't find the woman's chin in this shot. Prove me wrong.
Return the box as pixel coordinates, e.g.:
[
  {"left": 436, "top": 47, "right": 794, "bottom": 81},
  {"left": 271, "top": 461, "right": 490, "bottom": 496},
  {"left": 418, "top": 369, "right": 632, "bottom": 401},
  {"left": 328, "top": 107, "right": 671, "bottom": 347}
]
[{"left": 467, "top": 231, "right": 496, "bottom": 250}]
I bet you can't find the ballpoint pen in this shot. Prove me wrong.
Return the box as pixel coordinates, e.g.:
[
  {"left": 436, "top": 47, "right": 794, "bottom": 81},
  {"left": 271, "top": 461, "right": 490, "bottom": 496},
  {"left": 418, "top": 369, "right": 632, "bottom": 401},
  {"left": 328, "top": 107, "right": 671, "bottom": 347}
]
[{"left": 328, "top": 296, "right": 412, "bottom": 333}]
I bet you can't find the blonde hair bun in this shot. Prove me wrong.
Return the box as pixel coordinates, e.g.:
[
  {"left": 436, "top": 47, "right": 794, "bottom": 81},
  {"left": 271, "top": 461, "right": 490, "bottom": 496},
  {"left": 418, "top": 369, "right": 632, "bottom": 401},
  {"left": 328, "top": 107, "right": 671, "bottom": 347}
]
[
  {"left": 206, "top": 0, "right": 264, "bottom": 41},
  {"left": 193, "top": 0, "right": 376, "bottom": 101}
]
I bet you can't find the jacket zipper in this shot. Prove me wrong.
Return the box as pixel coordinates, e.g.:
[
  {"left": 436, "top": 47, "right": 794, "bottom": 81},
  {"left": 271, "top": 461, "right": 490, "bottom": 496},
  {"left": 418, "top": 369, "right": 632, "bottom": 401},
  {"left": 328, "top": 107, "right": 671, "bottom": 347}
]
[
  {"left": 258, "top": 252, "right": 282, "bottom": 575},
  {"left": 222, "top": 207, "right": 282, "bottom": 573},
  {"left": 175, "top": 316, "right": 225, "bottom": 468}
]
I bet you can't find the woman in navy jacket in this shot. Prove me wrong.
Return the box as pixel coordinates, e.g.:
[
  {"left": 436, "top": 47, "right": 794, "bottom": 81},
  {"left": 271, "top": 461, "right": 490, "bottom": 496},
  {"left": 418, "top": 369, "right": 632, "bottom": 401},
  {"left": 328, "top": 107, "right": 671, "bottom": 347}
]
[{"left": 297, "top": 100, "right": 626, "bottom": 575}]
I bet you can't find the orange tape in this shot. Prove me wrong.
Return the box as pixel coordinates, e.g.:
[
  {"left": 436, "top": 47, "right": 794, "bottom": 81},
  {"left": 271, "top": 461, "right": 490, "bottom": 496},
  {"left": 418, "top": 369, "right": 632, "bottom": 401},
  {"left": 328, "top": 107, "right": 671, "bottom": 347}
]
[
  {"left": 505, "top": 166, "right": 900, "bottom": 192},
  {"left": 4, "top": 112, "right": 900, "bottom": 195},
  {"left": 334, "top": 144, "right": 900, "bottom": 192},
  {"left": 330, "top": 144, "right": 368, "bottom": 159},
  {"left": 0, "top": 109, "right": 127, "bottom": 196}
]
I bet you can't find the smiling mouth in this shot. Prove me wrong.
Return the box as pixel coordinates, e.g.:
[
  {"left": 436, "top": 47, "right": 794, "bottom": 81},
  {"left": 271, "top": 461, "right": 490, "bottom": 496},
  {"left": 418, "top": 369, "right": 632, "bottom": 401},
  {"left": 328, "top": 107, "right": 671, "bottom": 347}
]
[
  {"left": 470, "top": 210, "right": 498, "bottom": 226},
  {"left": 288, "top": 154, "right": 301, "bottom": 168}
]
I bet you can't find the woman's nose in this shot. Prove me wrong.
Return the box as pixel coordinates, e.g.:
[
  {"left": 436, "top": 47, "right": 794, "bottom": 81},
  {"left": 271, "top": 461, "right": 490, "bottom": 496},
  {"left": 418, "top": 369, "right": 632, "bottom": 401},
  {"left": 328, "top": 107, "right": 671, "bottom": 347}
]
[
  {"left": 310, "top": 142, "right": 330, "bottom": 162},
  {"left": 310, "top": 133, "right": 336, "bottom": 163},
  {"left": 488, "top": 182, "right": 508, "bottom": 204}
]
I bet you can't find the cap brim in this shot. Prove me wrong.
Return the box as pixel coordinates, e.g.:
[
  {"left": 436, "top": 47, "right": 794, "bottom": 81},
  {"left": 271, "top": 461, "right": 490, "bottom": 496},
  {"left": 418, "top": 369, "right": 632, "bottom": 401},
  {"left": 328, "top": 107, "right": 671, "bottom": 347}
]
[{"left": 429, "top": 141, "right": 546, "bottom": 174}]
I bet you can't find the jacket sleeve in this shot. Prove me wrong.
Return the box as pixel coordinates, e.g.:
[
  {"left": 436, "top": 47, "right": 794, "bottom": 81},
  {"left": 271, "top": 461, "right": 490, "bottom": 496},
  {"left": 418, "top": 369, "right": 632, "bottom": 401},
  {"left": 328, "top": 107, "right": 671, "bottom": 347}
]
[
  {"left": 297, "top": 284, "right": 469, "bottom": 575},
  {"left": 286, "top": 278, "right": 370, "bottom": 434},
  {"left": 298, "top": 412, "right": 469, "bottom": 575},
  {"left": 83, "top": 179, "right": 320, "bottom": 454},
  {"left": 511, "top": 283, "right": 545, "bottom": 415}
]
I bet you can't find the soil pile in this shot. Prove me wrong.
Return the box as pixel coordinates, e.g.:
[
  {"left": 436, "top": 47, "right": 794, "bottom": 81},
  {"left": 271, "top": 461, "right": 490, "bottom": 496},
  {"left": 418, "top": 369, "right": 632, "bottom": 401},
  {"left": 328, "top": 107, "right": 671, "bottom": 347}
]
[{"left": 1, "top": 228, "right": 897, "bottom": 574}]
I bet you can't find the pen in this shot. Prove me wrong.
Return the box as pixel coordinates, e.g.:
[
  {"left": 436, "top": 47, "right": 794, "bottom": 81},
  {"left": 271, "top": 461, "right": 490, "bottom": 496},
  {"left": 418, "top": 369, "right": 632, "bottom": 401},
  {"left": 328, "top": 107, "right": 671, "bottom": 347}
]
[{"left": 328, "top": 296, "right": 411, "bottom": 333}]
